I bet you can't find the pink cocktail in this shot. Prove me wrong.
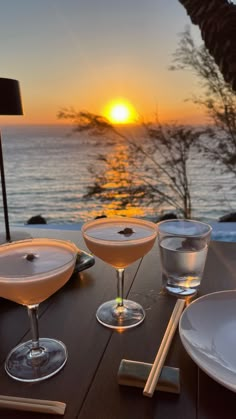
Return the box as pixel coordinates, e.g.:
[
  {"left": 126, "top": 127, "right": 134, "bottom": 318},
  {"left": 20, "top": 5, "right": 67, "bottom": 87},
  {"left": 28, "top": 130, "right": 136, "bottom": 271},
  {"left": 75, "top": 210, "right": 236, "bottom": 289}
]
[
  {"left": 0, "top": 238, "right": 77, "bottom": 382},
  {"left": 82, "top": 217, "right": 157, "bottom": 329}
]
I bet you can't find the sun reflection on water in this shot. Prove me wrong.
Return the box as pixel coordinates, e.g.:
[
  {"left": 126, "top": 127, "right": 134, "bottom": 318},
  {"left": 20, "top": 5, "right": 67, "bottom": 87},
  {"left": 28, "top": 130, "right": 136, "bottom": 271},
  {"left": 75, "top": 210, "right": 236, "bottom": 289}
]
[{"left": 85, "top": 141, "right": 147, "bottom": 219}]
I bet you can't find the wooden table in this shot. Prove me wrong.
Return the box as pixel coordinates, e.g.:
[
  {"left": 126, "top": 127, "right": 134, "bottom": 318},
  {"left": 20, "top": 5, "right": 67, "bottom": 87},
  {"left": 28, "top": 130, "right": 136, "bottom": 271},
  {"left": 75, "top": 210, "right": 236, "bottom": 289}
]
[{"left": 0, "top": 227, "right": 235, "bottom": 418}]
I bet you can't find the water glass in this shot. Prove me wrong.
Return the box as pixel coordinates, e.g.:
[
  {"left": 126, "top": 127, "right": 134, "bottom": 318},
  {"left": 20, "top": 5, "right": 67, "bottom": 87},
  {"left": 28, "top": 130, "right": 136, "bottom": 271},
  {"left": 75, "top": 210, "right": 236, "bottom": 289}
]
[{"left": 157, "top": 219, "right": 212, "bottom": 297}]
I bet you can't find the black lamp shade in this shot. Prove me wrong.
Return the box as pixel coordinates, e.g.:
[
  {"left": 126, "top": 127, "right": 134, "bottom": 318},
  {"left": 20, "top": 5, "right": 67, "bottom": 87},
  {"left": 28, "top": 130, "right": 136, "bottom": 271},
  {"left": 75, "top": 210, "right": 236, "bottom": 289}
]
[{"left": 0, "top": 78, "right": 23, "bottom": 115}]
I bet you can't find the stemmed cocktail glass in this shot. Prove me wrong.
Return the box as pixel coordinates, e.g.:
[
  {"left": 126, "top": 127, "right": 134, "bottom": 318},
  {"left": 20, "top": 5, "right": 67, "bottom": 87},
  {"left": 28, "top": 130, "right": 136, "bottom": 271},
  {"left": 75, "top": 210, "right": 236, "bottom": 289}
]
[
  {"left": 82, "top": 217, "right": 157, "bottom": 329},
  {"left": 0, "top": 238, "right": 77, "bottom": 382}
]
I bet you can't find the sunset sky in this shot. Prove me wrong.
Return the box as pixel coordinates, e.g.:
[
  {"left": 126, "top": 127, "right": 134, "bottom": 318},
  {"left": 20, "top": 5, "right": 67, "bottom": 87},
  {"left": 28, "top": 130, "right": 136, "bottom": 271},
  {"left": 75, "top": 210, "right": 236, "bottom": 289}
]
[{"left": 0, "top": 0, "right": 205, "bottom": 125}]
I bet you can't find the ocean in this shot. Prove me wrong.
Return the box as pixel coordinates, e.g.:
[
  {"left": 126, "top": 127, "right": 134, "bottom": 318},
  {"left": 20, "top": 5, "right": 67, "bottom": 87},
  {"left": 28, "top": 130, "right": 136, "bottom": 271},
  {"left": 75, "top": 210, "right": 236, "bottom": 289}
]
[{"left": 1, "top": 124, "right": 236, "bottom": 226}]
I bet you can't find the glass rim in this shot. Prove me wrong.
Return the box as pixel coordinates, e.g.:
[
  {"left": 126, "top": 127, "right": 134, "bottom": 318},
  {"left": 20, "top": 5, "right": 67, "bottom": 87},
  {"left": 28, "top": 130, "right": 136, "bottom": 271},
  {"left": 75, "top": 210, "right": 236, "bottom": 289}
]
[
  {"left": 157, "top": 218, "right": 212, "bottom": 238},
  {"left": 0, "top": 238, "right": 77, "bottom": 280},
  {"left": 81, "top": 216, "right": 158, "bottom": 244}
]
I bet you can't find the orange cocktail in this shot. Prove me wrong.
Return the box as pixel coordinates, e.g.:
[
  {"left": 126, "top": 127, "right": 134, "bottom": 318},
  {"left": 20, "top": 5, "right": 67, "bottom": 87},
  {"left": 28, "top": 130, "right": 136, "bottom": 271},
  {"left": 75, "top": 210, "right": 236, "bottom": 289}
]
[
  {"left": 82, "top": 217, "right": 157, "bottom": 329},
  {"left": 0, "top": 238, "right": 77, "bottom": 383}
]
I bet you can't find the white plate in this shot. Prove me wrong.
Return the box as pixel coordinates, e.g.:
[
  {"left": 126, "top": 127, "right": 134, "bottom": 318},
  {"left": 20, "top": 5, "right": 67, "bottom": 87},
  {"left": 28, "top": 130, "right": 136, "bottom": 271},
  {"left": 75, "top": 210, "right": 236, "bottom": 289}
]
[{"left": 179, "top": 290, "right": 236, "bottom": 392}]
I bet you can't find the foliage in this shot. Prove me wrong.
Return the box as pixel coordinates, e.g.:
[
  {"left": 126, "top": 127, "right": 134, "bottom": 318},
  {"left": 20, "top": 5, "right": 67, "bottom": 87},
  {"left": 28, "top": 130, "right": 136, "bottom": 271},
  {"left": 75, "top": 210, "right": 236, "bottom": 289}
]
[
  {"left": 170, "top": 26, "right": 236, "bottom": 175},
  {"left": 58, "top": 110, "right": 204, "bottom": 218}
]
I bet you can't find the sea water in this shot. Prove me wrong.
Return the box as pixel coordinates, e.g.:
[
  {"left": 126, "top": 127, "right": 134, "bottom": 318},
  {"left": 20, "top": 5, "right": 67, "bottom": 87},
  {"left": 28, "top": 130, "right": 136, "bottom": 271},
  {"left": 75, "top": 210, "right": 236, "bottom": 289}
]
[{"left": 2, "top": 124, "right": 236, "bottom": 225}]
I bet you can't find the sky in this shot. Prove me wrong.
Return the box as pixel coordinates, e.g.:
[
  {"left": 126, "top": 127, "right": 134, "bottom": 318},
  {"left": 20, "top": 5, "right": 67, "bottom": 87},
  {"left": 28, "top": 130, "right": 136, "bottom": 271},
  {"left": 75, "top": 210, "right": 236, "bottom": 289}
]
[{"left": 0, "top": 0, "right": 205, "bottom": 125}]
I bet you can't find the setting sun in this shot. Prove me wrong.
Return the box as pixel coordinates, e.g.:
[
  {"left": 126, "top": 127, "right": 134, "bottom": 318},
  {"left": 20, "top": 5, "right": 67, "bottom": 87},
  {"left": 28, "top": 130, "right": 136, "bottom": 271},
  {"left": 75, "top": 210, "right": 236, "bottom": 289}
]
[
  {"left": 103, "top": 100, "right": 138, "bottom": 124},
  {"left": 111, "top": 104, "right": 130, "bottom": 123}
]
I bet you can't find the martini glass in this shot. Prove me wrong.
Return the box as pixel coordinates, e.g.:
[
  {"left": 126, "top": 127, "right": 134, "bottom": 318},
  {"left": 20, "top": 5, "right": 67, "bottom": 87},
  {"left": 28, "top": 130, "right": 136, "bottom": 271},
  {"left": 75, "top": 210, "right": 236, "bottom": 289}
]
[
  {"left": 0, "top": 238, "right": 77, "bottom": 382},
  {"left": 82, "top": 217, "right": 157, "bottom": 329}
]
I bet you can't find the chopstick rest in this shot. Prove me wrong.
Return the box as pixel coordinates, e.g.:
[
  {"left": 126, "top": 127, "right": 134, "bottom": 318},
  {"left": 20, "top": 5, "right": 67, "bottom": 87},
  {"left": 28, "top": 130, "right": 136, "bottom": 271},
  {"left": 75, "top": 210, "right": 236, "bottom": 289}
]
[
  {"left": 0, "top": 395, "right": 66, "bottom": 415},
  {"left": 118, "top": 359, "right": 180, "bottom": 394},
  {"left": 143, "top": 298, "right": 185, "bottom": 397}
]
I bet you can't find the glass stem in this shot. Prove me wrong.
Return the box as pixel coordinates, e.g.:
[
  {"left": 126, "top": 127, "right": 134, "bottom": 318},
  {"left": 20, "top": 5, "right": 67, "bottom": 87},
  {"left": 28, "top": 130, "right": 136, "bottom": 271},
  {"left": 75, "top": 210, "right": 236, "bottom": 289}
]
[
  {"left": 116, "top": 268, "right": 124, "bottom": 308},
  {"left": 27, "top": 304, "right": 42, "bottom": 356}
]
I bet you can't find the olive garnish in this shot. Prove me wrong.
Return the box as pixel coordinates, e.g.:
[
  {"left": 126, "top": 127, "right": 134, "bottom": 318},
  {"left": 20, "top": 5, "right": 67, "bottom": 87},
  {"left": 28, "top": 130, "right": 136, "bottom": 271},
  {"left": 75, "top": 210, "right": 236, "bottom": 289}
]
[
  {"left": 118, "top": 228, "right": 135, "bottom": 236},
  {"left": 26, "top": 253, "right": 36, "bottom": 261}
]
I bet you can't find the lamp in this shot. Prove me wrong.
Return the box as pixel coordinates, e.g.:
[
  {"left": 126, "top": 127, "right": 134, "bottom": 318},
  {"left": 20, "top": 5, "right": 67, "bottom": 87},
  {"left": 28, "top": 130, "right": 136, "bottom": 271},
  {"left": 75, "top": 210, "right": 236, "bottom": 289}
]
[{"left": 0, "top": 77, "right": 29, "bottom": 243}]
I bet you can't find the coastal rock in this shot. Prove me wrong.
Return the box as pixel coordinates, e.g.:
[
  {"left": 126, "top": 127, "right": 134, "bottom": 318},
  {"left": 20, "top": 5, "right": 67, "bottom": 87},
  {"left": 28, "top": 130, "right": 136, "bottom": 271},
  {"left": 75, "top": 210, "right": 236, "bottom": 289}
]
[
  {"left": 26, "top": 215, "right": 47, "bottom": 225},
  {"left": 158, "top": 212, "right": 178, "bottom": 222},
  {"left": 219, "top": 212, "right": 236, "bottom": 222}
]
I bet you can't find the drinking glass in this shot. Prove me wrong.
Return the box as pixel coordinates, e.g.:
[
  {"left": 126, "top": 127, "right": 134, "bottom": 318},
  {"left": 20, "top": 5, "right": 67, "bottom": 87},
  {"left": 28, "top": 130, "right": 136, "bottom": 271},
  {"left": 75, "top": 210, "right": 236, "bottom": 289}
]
[
  {"left": 82, "top": 217, "right": 157, "bottom": 329},
  {"left": 0, "top": 238, "right": 77, "bottom": 382},
  {"left": 158, "top": 219, "right": 212, "bottom": 297}
]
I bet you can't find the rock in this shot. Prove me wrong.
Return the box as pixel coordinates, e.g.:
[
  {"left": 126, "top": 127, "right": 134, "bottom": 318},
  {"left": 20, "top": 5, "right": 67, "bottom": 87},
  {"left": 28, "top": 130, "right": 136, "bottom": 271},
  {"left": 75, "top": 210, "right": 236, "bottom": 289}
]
[
  {"left": 219, "top": 212, "right": 236, "bottom": 222},
  {"left": 158, "top": 212, "right": 178, "bottom": 221},
  {"left": 26, "top": 215, "right": 47, "bottom": 225}
]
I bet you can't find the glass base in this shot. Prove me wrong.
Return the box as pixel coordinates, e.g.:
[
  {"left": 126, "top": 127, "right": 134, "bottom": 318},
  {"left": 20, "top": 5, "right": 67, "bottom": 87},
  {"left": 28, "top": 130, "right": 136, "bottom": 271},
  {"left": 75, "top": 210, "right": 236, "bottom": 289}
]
[
  {"left": 5, "top": 338, "right": 67, "bottom": 382},
  {"left": 96, "top": 299, "right": 145, "bottom": 330},
  {"left": 165, "top": 284, "right": 198, "bottom": 297}
]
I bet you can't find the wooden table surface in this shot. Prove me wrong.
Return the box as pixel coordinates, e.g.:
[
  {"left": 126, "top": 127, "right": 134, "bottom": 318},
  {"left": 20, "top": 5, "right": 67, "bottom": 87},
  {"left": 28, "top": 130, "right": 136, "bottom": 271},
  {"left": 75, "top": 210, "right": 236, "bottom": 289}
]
[{"left": 0, "top": 227, "right": 235, "bottom": 419}]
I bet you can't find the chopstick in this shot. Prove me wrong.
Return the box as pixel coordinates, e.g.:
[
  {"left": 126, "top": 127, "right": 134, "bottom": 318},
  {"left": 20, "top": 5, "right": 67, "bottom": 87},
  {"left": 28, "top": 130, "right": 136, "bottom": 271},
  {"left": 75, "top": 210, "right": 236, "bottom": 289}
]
[
  {"left": 143, "top": 298, "right": 185, "bottom": 397},
  {"left": 0, "top": 395, "right": 66, "bottom": 415}
]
